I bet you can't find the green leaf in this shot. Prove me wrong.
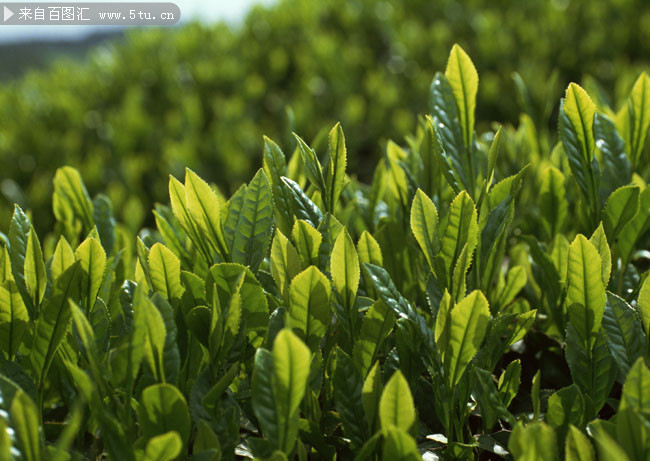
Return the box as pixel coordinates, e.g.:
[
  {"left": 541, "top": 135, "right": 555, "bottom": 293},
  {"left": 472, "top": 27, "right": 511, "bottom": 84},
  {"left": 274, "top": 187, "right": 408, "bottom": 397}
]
[
  {"left": 619, "top": 357, "right": 650, "bottom": 413},
  {"left": 207, "top": 263, "right": 269, "bottom": 334},
  {"left": 625, "top": 72, "right": 650, "bottom": 167},
  {"left": 270, "top": 230, "right": 301, "bottom": 303},
  {"left": 362, "top": 362, "right": 382, "bottom": 430},
  {"left": 563, "top": 83, "right": 596, "bottom": 167},
  {"left": 325, "top": 123, "right": 347, "bottom": 212},
  {"left": 594, "top": 112, "right": 631, "bottom": 199},
  {"left": 24, "top": 226, "right": 45, "bottom": 308},
  {"left": 8, "top": 205, "right": 34, "bottom": 318},
  {"left": 280, "top": 177, "right": 323, "bottom": 228},
  {"left": 565, "top": 425, "right": 595, "bottom": 461},
  {"left": 0, "top": 281, "right": 27, "bottom": 359},
  {"left": 263, "top": 136, "right": 293, "bottom": 235},
  {"left": 565, "top": 326, "right": 617, "bottom": 415},
  {"left": 559, "top": 84, "right": 599, "bottom": 214},
  {"left": 252, "top": 329, "right": 311, "bottom": 454},
  {"left": 293, "top": 133, "right": 327, "bottom": 201},
  {"left": 589, "top": 223, "right": 611, "bottom": 287},
  {"left": 168, "top": 174, "right": 212, "bottom": 262},
  {"left": 333, "top": 348, "right": 369, "bottom": 449},
  {"left": 444, "top": 290, "right": 490, "bottom": 387},
  {"left": 379, "top": 370, "right": 415, "bottom": 432},
  {"left": 53, "top": 166, "right": 94, "bottom": 231},
  {"left": 69, "top": 300, "right": 105, "bottom": 393},
  {"left": 566, "top": 235, "right": 606, "bottom": 347},
  {"left": 357, "top": 231, "right": 383, "bottom": 297},
  {"left": 486, "top": 126, "right": 502, "bottom": 188},
  {"left": 445, "top": 44, "right": 478, "bottom": 152},
  {"left": 9, "top": 390, "right": 42, "bottom": 461},
  {"left": 224, "top": 169, "right": 274, "bottom": 272},
  {"left": 287, "top": 266, "right": 331, "bottom": 351},
  {"left": 425, "top": 115, "right": 462, "bottom": 194},
  {"left": 143, "top": 431, "right": 183, "bottom": 461},
  {"left": 539, "top": 166, "right": 567, "bottom": 239},
  {"left": 546, "top": 384, "right": 584, "bottom": 445},
  {"left": 532, "top": 370, "right": 541, "bottom": 421},
  {"left": 30, "top": 262, "right": 82, "bottom": 384},
  {"left": 353, "top": 300, "right": 395, "bottom": 376},
  {"left": 588, "top": 420, "right": 629, "bottom": 460},
  {"left": 92, "top": 194, "right": 116, "bottom": 255},
  {"left": 508, "top": 421, "right": 557, "bottom": 461},
  {"left": 439, "top": 191, "right": 478, "bottom": 278},
  {"left": 637, "top": 276, "right": 650, "bottom": 336},
  {"left": 615, "top": 408, "right": 649, "bottom": 461},
  {"left": 429, "top": 74, "right": 470, "bottom": 192},
  {"left": 382, "top": 427, "right": 420, "bottom": 461},
  {"left": 601, "top": 293, "right": 645, "bottom": 377},
  {"left": 604, "top": 185, "right": 639, "bottom": 240},
  {"left": 331, "top": 228, "right": 360, "bottom": 314},
  {"left": 134, "top": 287, "right": 166, "bottom": 382},
  {"left": 184, "top": 167, "right": 228, "bottom": 261},
  {"left": 137, "top": 384, "right": 191, "bottom": 449},
  {"left": 50, "top": 236, "right": 75, "bottom": 282},
  {"left": 194, "top": 419, "right": 221, "bottom": 455},
  {"left": 410, "top": 189, "right": 439, "bottom": 271},
  {"left": 498, "top": 359, "right": 521, "bottom": 407},
  {"left": 148, "top": 243, "right": 184, "bottom": 301},
  {"left": 619, "top": 186, "right": 650, "bottom": 265},
  {"left": 75, "top": 236, "right": 107, "bottom": 308},
  {"left": 291, "top": 220, "right": 322, "bottom": 269},
  {"left": 473, "top": 367, "right": 511, "bottom": 431}
]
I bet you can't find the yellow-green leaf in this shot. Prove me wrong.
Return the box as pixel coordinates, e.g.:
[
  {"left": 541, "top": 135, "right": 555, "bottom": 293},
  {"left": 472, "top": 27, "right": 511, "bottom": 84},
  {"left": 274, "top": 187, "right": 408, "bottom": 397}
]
[
  {"left": 444, "top": 290, "right": 490, "bottom": 387},
  {"left": 331, "top": 229, "right": 359, "bottom": 312},
  {"left": 0, "top": 280, "right": 28, "bottom": 359},
  {"left": 445, "top": 44, "right": 478, "bottom": 150},
  {"left": 379, "top": 370, "right": 415, "bottom": 432},
  {"left": 566, "top": 235, "right": 606, "bottom": 346},
  {"left": 184, "top": 168, "right": 228, "bottom": 259},
  {"left": 287, "top": 266, "right": 331, "bottom": 351},
  {"left": 74, "top": 237, "right": 107, "bottom": 308},
  {"left": 410, "top": 189, "right": 438, "bottom": 271},
  {"left": 148, "top": 243, "right": 184, "bottom": 301},
  {"left": 589, "top": 223, "right": 611, "bottom": 287},
  {"left": 24, "top": 226, "right": 46, "bottom": 307},
  {"left": 270, "top": 230, "right": 301, "bottom": 303},
  {"left": 51, "top": 236, "right": 75, "bottom": 282},
  {"left": 564, "top": 83, "right": 596, "bottom": 164}
]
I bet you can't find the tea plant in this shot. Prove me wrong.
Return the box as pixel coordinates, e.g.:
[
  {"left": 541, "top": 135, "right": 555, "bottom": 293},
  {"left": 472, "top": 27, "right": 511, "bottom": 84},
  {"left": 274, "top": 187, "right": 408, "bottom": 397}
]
[{"left": 1, "top": 45, "right": 650, "bottom": 460}]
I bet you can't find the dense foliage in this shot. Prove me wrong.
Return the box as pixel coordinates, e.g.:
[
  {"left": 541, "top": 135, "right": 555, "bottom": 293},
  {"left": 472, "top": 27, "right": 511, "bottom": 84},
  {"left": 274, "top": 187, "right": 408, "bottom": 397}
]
[
  {"left": 3, "top": 0, "right": 650, "bottom": 232},
  {"left": 1, "top": 44, "right": 650, "bottom": 459}
]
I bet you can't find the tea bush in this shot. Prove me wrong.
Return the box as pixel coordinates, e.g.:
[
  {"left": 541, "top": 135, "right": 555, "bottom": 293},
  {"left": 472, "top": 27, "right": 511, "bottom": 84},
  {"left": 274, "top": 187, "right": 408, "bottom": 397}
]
[
  {"left": 3, "top": 0, "right": 650, "bottom": 233},
  {"left": 1, "top": 45, "right": 650, "bottom": 459}
]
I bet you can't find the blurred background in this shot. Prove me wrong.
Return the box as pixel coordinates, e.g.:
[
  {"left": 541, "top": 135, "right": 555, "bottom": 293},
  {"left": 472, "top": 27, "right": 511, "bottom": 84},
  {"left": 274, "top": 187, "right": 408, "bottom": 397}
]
[{"left": 1, "top": 0, "right": 650, "bottom": 233}]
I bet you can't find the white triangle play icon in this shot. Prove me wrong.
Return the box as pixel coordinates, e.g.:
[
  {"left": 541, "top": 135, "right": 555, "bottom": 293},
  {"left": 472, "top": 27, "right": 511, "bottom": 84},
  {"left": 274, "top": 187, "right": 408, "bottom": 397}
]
[{"left": 4, "top": 6, "right": 13, "bottom": 22}]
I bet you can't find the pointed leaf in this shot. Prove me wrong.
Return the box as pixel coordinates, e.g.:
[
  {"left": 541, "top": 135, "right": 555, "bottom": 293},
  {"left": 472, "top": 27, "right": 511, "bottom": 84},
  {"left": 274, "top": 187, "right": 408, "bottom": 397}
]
[{"left": 379, "top": 370, "right": 415, "bottom": 432}]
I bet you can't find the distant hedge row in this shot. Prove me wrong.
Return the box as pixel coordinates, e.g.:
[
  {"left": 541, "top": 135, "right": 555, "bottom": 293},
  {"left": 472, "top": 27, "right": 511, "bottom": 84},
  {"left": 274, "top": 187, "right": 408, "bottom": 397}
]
[{"left": 1, "top": 0, "right": 650, "bottom": 231}]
